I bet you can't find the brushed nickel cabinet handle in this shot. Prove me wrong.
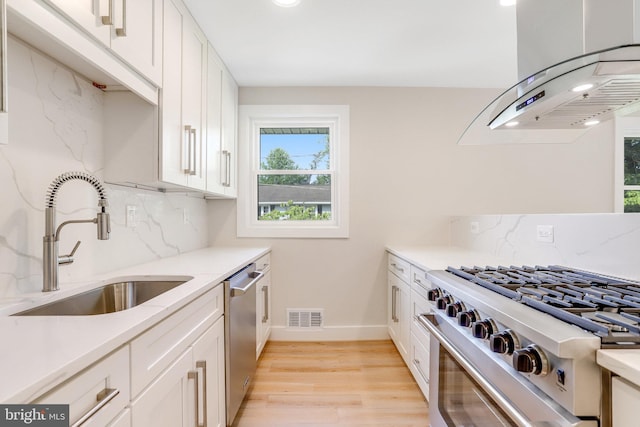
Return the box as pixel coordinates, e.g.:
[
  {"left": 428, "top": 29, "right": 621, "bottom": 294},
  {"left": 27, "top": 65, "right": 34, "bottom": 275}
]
[
  {"left": 71, "top": 388, "right": 119, "bottom": 427},
  {"left": 391, "top": 262, "right": 404, "bottom": 273},
  {"left": 188, "top": 370, "right": 200, "bottom": 427},
  {"left": 101, "top": 0, "right": 113, "bottom": 25},
  {"left": 196, "top": 360, "right": 207, "bottom": 427},
  {"left": 391, "top": 285, "right": 398, "bottom": 322},
  {"left": 262, "top": 285, "right": 269, "bottom": 323},
  {"left": 115, "top": 0, "right": 127, "bottom": 36},
  {"left": 190, "top": 128, "right": 197, "bottom": 175}
]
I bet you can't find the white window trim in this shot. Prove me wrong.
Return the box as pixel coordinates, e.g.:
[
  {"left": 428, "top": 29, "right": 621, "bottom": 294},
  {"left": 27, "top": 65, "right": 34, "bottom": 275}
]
[
  {"left": 615, "top": 116, "right": 640, "bottom": 212},
  {"left": 237, "top": 105, "right": 350, "bottom": 238}
]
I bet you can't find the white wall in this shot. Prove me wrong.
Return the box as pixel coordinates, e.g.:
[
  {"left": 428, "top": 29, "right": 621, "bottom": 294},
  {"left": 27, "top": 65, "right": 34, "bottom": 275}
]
[
  {"left": 207, "top": 86, "right": 615, "bottom": 339},
  {"left": 0, "top": 37, "right": 208, "bottom": 298}
]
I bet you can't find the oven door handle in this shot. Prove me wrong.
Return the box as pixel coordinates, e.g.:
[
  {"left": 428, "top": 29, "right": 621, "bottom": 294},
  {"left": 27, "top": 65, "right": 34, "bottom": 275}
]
[{"left": 418, "top": 314, "right": 535, "bottom": 427}]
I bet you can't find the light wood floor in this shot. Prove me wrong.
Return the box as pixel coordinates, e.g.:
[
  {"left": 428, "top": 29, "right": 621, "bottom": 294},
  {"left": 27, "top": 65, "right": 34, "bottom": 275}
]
[{"left": 232, "top": 340, "right": 430, "bottom": 427}]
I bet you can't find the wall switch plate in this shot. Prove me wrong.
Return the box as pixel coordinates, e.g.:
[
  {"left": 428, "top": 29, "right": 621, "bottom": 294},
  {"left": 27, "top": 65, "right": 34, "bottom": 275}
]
[
  {"left": 470, "top": 221, "right": 480, "bottom": 234},
  {"left": 536, "top": 225, "right": 554, "bottom": 243},
  {"left": 126, "top": 205, "right": 137, "bottom": 228}
]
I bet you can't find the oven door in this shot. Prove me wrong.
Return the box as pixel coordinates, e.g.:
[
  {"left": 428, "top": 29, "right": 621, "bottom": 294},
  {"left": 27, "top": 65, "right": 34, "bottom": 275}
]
[{"left": 419, "top": 313, "right": 598, "bottom": 427}]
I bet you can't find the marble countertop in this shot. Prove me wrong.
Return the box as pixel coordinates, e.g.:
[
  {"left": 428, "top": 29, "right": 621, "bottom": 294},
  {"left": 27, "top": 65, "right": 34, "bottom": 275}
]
[
  {"left": 385, "top": 245, "right": 505, "bottom": 271},
  {"left": 598, "top": 350, "right": 640, "bottom": 388},
  {"left": 0, "top": 246, "right": 269, "bottom": 403}
]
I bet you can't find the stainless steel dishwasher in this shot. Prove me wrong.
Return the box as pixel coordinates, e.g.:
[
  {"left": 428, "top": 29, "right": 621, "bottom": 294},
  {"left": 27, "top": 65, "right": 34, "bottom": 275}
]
[{"left": 224, "top": 263, "right": 263, "bottom": 426}]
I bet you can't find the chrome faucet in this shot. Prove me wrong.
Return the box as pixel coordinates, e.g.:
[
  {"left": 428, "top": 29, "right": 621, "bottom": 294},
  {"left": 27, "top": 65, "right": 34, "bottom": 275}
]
[{"left": 43, "top": 171, "right": 111, "bottom": 292}]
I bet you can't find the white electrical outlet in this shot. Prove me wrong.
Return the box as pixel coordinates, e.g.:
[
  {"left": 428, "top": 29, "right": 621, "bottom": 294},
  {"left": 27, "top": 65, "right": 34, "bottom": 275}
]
[
  {"left": 536, "top": 225, "right": 554, "bottom": 243},
  {"left": 126, "top": 205, "right": 137, "bottom": 228},
  {"left": 470, "top": 221, "right": 480, "bottom": 234}
]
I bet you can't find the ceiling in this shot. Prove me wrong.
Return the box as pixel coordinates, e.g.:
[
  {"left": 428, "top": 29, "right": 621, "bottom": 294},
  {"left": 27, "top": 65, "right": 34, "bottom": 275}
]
[{"left": 182, "top": 0, "right": 518, "bottom": 88}]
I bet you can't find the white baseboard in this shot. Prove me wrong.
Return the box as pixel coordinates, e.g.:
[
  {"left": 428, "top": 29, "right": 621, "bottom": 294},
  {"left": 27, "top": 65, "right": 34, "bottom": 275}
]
[{"left": 269, "top": 324, "right": 389, "bottom": 341}]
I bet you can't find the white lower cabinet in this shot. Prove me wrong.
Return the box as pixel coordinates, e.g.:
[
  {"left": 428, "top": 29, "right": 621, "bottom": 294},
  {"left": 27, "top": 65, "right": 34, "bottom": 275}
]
[
  {"left": 131, "top": 316, "right": 225, "bottom": 427},
  {"left": 31, "top": 345, "right": 130, "bottom": 426},
  {"left": 612, "top": 376, "right": 640, "bottom": 427},
  {"left": 388, "top": 268, "right": 410, "bottom": 363},
  {"left": 131, "top": 349, "right": 194, "bottom": 427},
  {"left": 29, "top": 283, "right": 226, "bottom": 427},
  {"left": 192, "top": 317, "right": 226, "bottom": 427},
  {"left": 387, "top": 251, "right": 433, "bottom": 401},
  {"left": 256, "top": 269, "right": 272, "bottom": 358}
]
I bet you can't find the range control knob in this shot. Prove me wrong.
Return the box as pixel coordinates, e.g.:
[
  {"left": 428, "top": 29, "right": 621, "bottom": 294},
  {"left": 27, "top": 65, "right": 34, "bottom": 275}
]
[
  {"left": 489, "top": 329, "right": 520, "bottom": 354},
  {"left": 457, "top": 309, "right": 479, "bottom": 327},
  {"left": 512, "top": 344, "right": 549, "bottom": 376},
  {"left": 436, "top": 295, "right": 454, "bottom": 310},
  {"left": 471, "top": 318, "right": 497, "bottom": 339},
  {"left": 427, "top": 288, "right": 442, "bottom": 302},
  {"left": 445, "top": 301, "right": 466, "bottom": 318}
]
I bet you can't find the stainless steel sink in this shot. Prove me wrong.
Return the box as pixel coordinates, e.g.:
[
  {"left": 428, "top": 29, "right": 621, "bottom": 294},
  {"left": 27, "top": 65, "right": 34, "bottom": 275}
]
[{"left": 13, "top": 277, "right": 191, "bottom": 316}]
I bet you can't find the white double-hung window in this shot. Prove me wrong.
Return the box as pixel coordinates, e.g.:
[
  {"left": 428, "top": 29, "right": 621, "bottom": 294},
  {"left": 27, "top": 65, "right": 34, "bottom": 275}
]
[{"left": 237, "top": 105, "right": 349, "bottom": 238}]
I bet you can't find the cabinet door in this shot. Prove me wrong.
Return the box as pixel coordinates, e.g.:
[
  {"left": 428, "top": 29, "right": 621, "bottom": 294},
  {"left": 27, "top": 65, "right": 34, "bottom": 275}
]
[
  {"left": 181, "top": 10, "right": 207, "bottom": 190},
  {"left": 205, "top": 45, "right": 225, "bottom": 195},
  {"left": 131, "top": 349, "right": 194, "bottom": 427},
  {"left": 161, "top": 0, "right": 206, "bottom": 190},
  {"left": 109, "top": 0, "right": 162, "bottom": 85},
  {"left": 192, "top": 317, "right": 226, "bottom": 427},
  {"left": 257, "top": 270, "right": 272, "bottom": 358},
  {"left": 388, "top": 271, "right": 410, "bottom": 361},
  {"left": 613, "top": 376, "right": 640, "bottom": 427},
  {"left": 44, "top": 0, "right": 111, "bottom": 44},
  {"left": 220, "top": 68, "right": 238, "bottom": 197}
]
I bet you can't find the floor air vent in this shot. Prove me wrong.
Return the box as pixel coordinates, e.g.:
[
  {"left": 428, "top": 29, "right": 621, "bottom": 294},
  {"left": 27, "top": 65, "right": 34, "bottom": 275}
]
[{"left": 287, "top": 309, "right": 323, "bottom": 328}]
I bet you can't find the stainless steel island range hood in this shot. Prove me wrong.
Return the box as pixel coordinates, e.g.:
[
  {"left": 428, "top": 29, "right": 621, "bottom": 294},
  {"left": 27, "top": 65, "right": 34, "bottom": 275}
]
[{"left": 459, "top": 0, "right": 640, "bottom": 145}]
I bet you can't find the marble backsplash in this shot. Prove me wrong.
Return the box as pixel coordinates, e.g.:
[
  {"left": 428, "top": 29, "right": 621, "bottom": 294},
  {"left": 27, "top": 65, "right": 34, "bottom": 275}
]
[
  {"left": 450, "top": 213, "right": 640, "bottom": 281},
  {"left": 0, "top": 37, "right": 208, "bottom": 298}
]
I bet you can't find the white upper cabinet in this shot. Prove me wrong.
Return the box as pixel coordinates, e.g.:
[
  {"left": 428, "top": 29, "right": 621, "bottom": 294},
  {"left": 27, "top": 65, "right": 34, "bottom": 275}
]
[
  {"left": 109, "top": 0, "right": 162, "bottom": 85},
  {"left": 42, "top": 0, "right": 162, "bottom": 86},
  {"left": 206, "top": 45, "right": 238, "bottom": 198},
  {"left": 161, "top": 0, "right": 207, "bottom": 190}
]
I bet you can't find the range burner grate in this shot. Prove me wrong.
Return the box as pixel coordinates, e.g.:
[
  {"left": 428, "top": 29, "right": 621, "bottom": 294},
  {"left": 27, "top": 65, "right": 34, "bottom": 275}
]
[{"left": 446, "top": 265, "right": 640, "bottom": 346}]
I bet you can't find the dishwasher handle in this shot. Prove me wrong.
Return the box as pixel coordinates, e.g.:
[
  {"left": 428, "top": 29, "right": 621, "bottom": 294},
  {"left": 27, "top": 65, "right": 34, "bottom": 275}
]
[{"left": 230, "top": 271, "right": 264, "bottom": 297}]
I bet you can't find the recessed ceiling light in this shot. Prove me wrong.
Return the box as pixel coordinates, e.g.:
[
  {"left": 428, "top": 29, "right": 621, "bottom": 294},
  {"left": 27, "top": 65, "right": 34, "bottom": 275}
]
[
  {"left": 572, "top": 83, "right": 593, "bottom": 92},
  {"left": 584, "top": 120, "right": 600, "bottom": 126},
  {"left": 505, "top": 121, "right": 519, "bottom": 127},
  {"left": 273, "top": 0, "right": 300, "bottom": 7},
  {"left": 500, "top": 0, "right": 516, "bottom": 6}
]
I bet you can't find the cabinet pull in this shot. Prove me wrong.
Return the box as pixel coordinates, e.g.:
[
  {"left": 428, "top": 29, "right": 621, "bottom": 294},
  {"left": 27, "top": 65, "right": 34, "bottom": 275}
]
[
  {"left": 391, "top": 262, "right": 404, "bottom": 273},
  {"left": 196, "top": 360, "right": 208, "bottom": 427},
  {"left": 190, "top": 128, "right": 197, "bottom": 176},
  {"left": 262, "top": 285, "right": 269, "bottom": 323},
  {"left": 222, "top": 150, "right": 231, "bottom": 187},
  {"left": 115, "top": 0, "right": 127, "bottom": 36},
  {"left": 226, "top": 151, "right": 232, "bottom": 187},
  {"left": 101, "top": 0, "right": 113, "bottom": 25},
  {"left": 391, "top": 285, "right": 398, "bottom": 322},
  {"left": 188, "top": 369, "right": 201, "bottom": 427},
  {"left": 71, "top": 388, "right": 119, "bottom": 427},
  {"left": 184, "top": 126, "right": 197, "bottom": 175}
]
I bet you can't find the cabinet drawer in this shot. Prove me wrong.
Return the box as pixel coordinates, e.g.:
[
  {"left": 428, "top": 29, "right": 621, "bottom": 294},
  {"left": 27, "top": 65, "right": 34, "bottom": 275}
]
[
  {"left": 411, "top": 288, "right": 432, "bottom": 342},
  {"left": 410, "top": 264, "right": 432, "bottom": 292},
  {"left": 410, "top": 331, "right": 430, "bottom": 399},
  {"left": 33, "top": 345, "right": 130, "bottom": 427},
  {"left": 130, "top": 284, "right": 222, "bottom": 397},
  {"left": 388, "top": 253, "right": 410, "bottom": 283},
  {"left": 255, "top": 252, "right": 271, "bottom": 272}
]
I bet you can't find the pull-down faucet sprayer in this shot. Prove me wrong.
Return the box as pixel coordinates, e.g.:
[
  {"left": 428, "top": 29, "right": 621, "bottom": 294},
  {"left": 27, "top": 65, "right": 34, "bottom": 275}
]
[{"left": 43, "top": 171, "right": 110, "bottom": 292}]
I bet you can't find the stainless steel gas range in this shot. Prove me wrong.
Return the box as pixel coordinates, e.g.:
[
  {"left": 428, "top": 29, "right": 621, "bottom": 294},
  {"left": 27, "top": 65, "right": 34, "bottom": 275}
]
[{"left": 420, "top": 265, "right": 640, "bottom": 427}]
